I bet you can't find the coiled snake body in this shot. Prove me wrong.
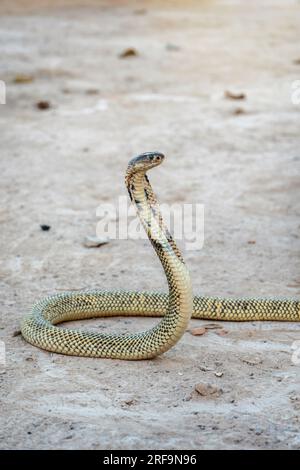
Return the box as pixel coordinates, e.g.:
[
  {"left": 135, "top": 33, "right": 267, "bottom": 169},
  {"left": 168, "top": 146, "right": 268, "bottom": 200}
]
[{"left": 21, "top": 152, "right": 300, "bottom": 359}]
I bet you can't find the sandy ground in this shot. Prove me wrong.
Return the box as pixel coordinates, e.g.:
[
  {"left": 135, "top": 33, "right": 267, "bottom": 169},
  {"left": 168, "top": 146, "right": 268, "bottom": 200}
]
[{"left": 0, "top": 0, "right": 300, "bottom": 450}]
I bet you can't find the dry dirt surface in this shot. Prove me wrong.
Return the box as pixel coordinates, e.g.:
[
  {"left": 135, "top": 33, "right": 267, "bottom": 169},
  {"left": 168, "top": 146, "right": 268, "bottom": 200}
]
[{"left": 1, "top": 0, "right": 300, "bottom": 450}]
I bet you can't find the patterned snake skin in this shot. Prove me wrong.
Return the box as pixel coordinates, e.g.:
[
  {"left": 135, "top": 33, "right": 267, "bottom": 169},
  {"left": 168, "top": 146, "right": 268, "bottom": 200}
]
[{"left": 21, "top": 152, "right": 300, "bottom": 360}]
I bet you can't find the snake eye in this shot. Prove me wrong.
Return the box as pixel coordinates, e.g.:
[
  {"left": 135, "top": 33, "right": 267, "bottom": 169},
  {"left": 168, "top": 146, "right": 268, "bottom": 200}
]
[{"left": 149, "top": 154, "right": 160, "bottom": 162}]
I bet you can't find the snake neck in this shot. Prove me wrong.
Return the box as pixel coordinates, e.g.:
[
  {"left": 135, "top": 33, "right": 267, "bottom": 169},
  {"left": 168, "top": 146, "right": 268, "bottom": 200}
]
[{"left": 126, "top": 170, "right": 193, "bottom": 350}]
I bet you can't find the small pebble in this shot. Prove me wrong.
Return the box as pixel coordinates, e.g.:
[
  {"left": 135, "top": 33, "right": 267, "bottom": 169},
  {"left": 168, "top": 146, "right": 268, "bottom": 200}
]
[
  {"left": 83, "top": 235, "right": 109, "bottom": 248},
  {"left": 198, "top": 365, "right": 214, "bottom": 372},
  {"left": 40, "top": 224, "right": 51, "bottom": 231},
  {"left": 194, "top": 383, "right": 223, "bottom": 398},
  {"left": 214, "top": 371, "right": 223, "bottom": 378}
]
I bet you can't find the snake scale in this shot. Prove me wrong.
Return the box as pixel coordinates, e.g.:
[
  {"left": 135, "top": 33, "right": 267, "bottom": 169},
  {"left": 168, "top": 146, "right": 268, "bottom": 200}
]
[{"left": 21, "top": 152, "right": 300, "bottom": 360}]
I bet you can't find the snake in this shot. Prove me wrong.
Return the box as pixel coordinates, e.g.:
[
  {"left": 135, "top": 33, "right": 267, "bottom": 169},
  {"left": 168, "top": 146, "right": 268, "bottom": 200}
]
[{"left": 21, "top": 151, "right": 300, "bottom": 360}]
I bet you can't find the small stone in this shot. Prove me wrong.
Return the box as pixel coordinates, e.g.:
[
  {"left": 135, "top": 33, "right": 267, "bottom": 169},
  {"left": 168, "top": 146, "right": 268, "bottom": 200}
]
[
  {"left": 198, "top": 365, "right": 214, "bottom": 372},
  {"left": 40, "top": 224, "right": 51, "bottom": 231},
  {"left": 214, "top": 371, "right": 223, "bottom": 377},
  {"left": 83, "top": 236, "right": 109, "bottom": 248},
  {"left": 194, "top": 383, "right": 223, "bottom": 398}
]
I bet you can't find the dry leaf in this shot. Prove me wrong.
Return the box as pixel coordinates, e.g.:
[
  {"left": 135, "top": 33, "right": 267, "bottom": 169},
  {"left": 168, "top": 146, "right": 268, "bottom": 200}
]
[
  {"left": 225, "top": 90, "right": 246, "bottom": 100},
  {"left": 36, "top": 101, "right": 51, "bottom": 110},
  {"left": 189, "top": 327, "right": 206, "bottom": 336},
  {"left": 86, "top": 89, "right": 99, "bottom": 95},
  {"left": 195, "top": 383, "right": 223, "bottom": 397},
  {"left": 119, "top": 48, "right": 138, "bottom": 58},
  {"left": 233, "top": 107, "right": 246, "bottom": 115},
  {"left": 204, "top": 323, "right": 223, "bottom": 330},
  {"left": 14, "top": 74, "right": 34, "bottom": 84}
]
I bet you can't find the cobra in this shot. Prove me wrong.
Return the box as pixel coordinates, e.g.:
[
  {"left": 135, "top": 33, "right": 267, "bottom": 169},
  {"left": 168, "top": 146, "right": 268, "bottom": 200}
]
[{"left": 21, "top": 152, "right": 300, "bottom": 360}]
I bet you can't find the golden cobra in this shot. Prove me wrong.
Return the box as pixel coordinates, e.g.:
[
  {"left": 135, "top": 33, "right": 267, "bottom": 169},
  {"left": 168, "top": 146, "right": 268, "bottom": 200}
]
[{"left": 21, "top": 152, "right": 300, "bottom": 360}]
